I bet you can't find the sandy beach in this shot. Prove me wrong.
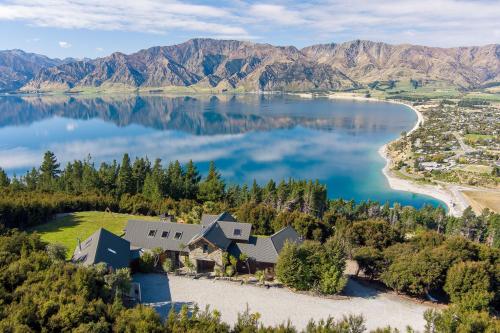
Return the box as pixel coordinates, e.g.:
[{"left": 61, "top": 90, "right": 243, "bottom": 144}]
[{"left": 327, "top": 92, "right": 468, "bottom": 216}]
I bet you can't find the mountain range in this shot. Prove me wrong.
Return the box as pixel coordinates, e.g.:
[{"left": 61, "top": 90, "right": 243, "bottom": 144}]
[{"left": 1, "top": 39, "right": 499, "bottom": 93}]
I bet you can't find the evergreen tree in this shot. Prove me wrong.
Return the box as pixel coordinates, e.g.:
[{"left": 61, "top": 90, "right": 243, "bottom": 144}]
[
  {"left": 81, "top": 156, "right": 100, "bottom": 192},
  {"left": 39, "top": 151, "right": 60, "bottom": 190},
  {"left": 183, "top": 160, "right": 200, "bottom": 199},
  {"left": 132, "top": 157, "right": 151, "bottom": 194},
  {"left": 0, "top": 167, "right": 10, "bottom": 187},
  {"left": 142, "top": 173, "right": 162, "bottom": 202},
  {"left": 24, "top": 167, "right": 39, "bottom": 190},
  {"left": 166, "top": 160, "right": 184, "bottom": 199},
  {"left": 116, "top": 154, "right": 134, "bottom": 195},
  {"left": 249, "top": 179, "right": 262, "bottom": 203},
  {"left": 98, "top": 161, "right": 119, "bottom": 195},
  {"left": 197, "top": 162, "right": 225, "bottom": 202}
]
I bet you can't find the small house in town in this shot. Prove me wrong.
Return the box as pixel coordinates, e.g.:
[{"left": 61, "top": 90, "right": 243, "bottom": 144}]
[{"left": 123, "top": 212, "right": 302, "bottom": 274}]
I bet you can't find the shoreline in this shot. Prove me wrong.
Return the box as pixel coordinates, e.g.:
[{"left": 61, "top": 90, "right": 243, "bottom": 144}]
[{"left": 327, "top": 93, "right": 466, "bottom": 216}]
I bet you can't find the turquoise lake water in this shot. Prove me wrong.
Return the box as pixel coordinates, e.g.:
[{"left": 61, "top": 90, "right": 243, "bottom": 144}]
[{"left": 0, "top": 94, "right": 443, "bottom": 208}]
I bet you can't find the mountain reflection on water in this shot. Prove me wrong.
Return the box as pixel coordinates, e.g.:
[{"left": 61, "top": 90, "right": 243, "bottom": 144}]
[{"left": 0, "top": 94, "right": 442, "bottom": 207}]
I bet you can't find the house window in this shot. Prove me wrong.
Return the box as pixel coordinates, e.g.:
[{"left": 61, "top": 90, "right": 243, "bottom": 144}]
[
  {"left": 161, "top": 231, "right": 169, "bottom": 238},
  {"left": 148, "top": 229, "right": 157, "bottom": 237},
  {"left": 174, "top": 232, "right": 183, "bottom": 240},
  {"left": 233, "top": 228, "right": 242, "bottom": 236},
  {"left": 203, "top": 244, "right": 209, "bottom": 253}
]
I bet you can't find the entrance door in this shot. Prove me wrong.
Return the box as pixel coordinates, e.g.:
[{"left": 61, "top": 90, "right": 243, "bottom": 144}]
[{"left": 196, "top": 260, "right": 215, "bottom": 273}]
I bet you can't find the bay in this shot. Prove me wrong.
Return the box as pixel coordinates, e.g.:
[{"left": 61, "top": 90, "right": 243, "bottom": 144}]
[{"left": 0, "top": 94, "right": 442, "bottom": 208}]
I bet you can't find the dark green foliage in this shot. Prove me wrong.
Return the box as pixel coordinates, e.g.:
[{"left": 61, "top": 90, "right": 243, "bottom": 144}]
[
  {"left": 117, "top": 153, "right": 134, "bottom": 196},
  {"left": 424, "top": 306, "right": 500, "bottom": 333},
  {"left": 198, "top": 161, "right": 225, "bottom": 202},
  {"left": 353, "top": 246, "right": 383, "bottom": 279},
  {"left": 39, "top": 151, "right": 61, "bottom": 191},
  {"left": 346, "top": 219, "right": 400, "bottom": 251},
  {"left": 275, "top": 239, "right": 347, "bottom": 294},
  {"left": 444, "top": 261, "right": 494, "bottom": 311},
  {"left": 0, "top": 167, "right": 10, "bottom": 187}
]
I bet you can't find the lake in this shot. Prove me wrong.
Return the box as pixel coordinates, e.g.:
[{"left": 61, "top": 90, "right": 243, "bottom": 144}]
[{"left": 0, "top": 94, "right": 442, "bottom": 207}]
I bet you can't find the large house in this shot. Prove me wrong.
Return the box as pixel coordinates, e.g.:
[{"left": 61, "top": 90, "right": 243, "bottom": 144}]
[
  {"left": 123, "top": 212, "right": 302, "bottom": 273},
  {"left": 72, "top": 212, "right": 302, "bottom": 274}
]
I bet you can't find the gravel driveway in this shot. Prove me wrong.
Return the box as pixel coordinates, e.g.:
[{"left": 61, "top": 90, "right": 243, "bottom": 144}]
[{"left": 133, "top": 273, "right": 434, "bottom": 332}]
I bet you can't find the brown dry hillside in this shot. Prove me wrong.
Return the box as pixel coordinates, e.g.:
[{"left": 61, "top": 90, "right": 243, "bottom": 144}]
[{"left": 3, "top": 38, "right": 497, "bottom": 93}]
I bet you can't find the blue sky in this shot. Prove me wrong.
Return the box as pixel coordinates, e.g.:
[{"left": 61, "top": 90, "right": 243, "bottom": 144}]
[{"left": 0, "top": 0, "right": 499, "bottom": 59}]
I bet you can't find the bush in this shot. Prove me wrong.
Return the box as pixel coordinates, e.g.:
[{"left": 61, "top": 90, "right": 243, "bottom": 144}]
[
  {"left": 162, "top": 258, "right": 173, "bottom": 273},
  {"left": 276, "top": 239, "right": 346, "bottom": 294},
  {"left": 444, "top": 261, "right": 493, "bottom": 310},
  {"left": 225, "top": 265, "right": 235, "bottom": 277},
  {"left": 353, "top": 246, "right": 383, "bottom": 279},
  {"left": 138, "top": 252, "right": 155, "bottom": 273}
]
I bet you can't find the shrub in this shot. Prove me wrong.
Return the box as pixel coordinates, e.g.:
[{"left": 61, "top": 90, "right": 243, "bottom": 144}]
[
  {"left": 444, "top": 261, "right": 493, "bottom": 310},
  {"left": 225, "top": 265, "right": 235, "bottom": 277},
  {"left": 162, "top": 258, "right": 173, "bottom": 273}
]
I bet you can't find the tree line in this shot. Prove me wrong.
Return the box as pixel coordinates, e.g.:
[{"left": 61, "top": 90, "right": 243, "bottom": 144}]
[{"left": 0, "top": 151, "right": 498, "bottom": 248}]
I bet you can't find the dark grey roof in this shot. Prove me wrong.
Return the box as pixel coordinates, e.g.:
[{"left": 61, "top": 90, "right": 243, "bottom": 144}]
[
  {"left": 200, "top": 212, "right": 237, "bottom": 226},
  {"left": 228, "top": 226, "right": 302, "bottom": 264},
  {"left": 197, "top": 222, "right": 232, "bottom": 250},
  {"left": 124, "top": 220, "right": 202, "bottom": 252},
  {"left": 200, "top": 214, "right": 219, "bottom": 226},
  {"left": 217, "top": 221, "right": 251, "bottom": 241},
  {"left": 270, "top": 226, "right": 302, "bottom": 252},
  {"left": 72, "top": 228, "right": 130, "bottom": 269},
  {"left": 229, "top": 236, "right": 278, "bottom": 263}
]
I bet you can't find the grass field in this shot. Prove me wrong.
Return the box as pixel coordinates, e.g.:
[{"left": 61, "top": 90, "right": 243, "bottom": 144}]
[{"left": 31, "top": 211, "right": 158, "bottom": 257}]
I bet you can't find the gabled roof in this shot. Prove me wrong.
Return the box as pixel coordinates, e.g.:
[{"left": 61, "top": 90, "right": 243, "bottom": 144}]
[
  {"left": 72, "top": 228, "right": 130, "bottom": 269},
  {"left": 228, "top": 226, "right": 303, "bottom": 264},
  {"left": 229, "top": 236, "right": 278, "bottom": 263},
  {"left": 200, "top": 212, "right": 238, "bottom": 226},
  {"left": 123, "top": 220, "right": 202, "bottom": 252},
  {"left": 194, "top": 222, "right": 232, "bottom": 250},
  {"left": 201, "top": 214, "right": 219, "bottom": 226},
  {"left": 270, "top": 226, "right": 302, "bottom": 253},
  {"left": 200, "top": 212, "right": 251, "bottom": 241},
  {"left": 217, "top": 221, "right": 252, "bottom": 241}
]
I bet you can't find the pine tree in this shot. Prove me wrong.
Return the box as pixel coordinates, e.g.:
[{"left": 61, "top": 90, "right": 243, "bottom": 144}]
[
  {"left": 39, "top": 151, "right": 60, "bottom": 190},
  {"left": 132, "top": 157, "right": 151, "bottom": 194},
  {"left": 0, "top": 167, "right": 10, "bottom": 187},
  {"left": 166, "top": 160, "right": 184, "bottom": 200},
  {"left": 197, "top": 161, "right": 225, "bottom": 202},
  {"left": 250, "top": 179, "right": 262, "bottom": 203},
  {"left": 183, "top": 160, "right": 200, "bottom": 199},
  {"left": 98, "top": 161, "right": 119, "bottom": 195},
  {"left": 117, "top": 154, "right": 134, "bottom": 195},
  {"left": 142, "top": 173, "right": 162, "bottom": 202},
  {"left": 24, "top": 167, "right": 39, "bottom": 190}
]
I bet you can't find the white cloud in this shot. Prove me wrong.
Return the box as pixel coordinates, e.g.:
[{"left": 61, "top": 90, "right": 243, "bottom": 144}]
[
  {"left": 96, "top": 47, "right": 104, "bottom": 52},
  {"left": 0, "top": 0, "right": 498, "bottom": 46},
  {"left": 0, "top": 0, "right": 249, "bottom": 37},
  {"left": 58, "top": 41, "right": 71, "bottom": 48}
]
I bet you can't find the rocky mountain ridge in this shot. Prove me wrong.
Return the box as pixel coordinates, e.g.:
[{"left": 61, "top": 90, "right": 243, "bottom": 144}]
[{"left": 2, "top": 39, "right": 498, "bottom": 92}]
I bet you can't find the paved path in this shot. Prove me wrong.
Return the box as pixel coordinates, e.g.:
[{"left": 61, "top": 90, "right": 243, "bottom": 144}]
[{"left": 134, "top": 274, "right": 435, "bottom": 332}]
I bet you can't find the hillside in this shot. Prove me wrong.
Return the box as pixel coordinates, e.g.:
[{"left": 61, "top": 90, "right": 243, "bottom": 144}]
[
  {"left": 1, "top": 39, "right": 498, "bottom": 93},
  {"left": 0, "top": 50, "right": 64, "bottom": 92}
]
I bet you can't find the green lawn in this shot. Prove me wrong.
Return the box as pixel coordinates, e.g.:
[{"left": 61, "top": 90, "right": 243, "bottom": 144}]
[{"left": 31, "top": 211, "right": 158, "bottom": 258}]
